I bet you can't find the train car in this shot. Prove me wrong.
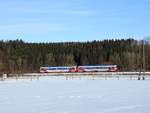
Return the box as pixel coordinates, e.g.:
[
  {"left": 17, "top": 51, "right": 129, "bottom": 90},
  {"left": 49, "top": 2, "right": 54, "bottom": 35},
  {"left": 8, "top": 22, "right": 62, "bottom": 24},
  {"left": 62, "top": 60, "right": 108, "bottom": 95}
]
[
  {"left": 40, "top": 65, "right": 117, "bottom": 73},
  {"left": 79, "top": 65, "right": 117, "bottom": 72},
  {"left": 40, "top": 66, "right": 73, "bottom": 73}
]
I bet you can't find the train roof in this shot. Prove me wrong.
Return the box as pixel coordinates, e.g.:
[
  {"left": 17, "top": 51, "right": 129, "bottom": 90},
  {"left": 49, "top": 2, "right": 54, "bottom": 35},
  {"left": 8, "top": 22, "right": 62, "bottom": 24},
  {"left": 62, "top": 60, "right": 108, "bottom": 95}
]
[
  {"left": 80, "top": 65, "right": 116, "bottom": 67},
  {"left": 41, "top": 65, "right": 116, "bottom": 68}
]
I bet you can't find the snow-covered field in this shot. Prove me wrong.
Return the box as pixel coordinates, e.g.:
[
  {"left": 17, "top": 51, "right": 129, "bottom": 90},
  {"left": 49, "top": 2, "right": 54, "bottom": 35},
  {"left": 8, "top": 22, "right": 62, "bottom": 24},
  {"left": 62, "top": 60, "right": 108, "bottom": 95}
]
[{"left": 0, "top": 76, "right": 150, "bottom": 113}]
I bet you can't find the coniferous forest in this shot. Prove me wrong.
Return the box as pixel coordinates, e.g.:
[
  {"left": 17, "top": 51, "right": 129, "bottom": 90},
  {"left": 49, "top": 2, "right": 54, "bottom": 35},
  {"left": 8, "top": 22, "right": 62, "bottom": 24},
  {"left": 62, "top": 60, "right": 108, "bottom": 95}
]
[{"left": 0, "top": 38, "right": 150, "bottom": 73}]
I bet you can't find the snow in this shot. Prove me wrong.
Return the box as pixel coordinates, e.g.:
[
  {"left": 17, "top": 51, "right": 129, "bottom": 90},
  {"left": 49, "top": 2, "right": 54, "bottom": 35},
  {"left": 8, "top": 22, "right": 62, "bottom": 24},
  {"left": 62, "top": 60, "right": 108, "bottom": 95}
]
[{"left": 0, "top": 76, "right": 150, "bottom": 113}]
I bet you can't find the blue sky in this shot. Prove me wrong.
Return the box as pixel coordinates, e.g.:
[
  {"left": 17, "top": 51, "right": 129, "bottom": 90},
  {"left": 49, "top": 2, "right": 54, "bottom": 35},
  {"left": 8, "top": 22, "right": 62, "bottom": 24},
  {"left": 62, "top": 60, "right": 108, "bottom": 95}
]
[{"left": 0, "top": 0, "right": 150, "bottom": 42}]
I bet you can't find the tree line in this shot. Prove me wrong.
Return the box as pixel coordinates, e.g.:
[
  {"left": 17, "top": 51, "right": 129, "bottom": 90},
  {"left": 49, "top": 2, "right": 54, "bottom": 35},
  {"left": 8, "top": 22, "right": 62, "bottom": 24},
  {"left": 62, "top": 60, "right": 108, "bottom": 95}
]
[{"left": 0, "top": 38, "right": 150, "bottom": 73}]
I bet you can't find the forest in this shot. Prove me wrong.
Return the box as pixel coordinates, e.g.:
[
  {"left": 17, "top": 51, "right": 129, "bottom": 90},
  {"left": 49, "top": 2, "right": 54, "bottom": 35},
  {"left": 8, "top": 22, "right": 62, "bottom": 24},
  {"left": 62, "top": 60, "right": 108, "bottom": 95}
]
[{"left": 0, "top": 38, "right": 150, "bottom": 73}]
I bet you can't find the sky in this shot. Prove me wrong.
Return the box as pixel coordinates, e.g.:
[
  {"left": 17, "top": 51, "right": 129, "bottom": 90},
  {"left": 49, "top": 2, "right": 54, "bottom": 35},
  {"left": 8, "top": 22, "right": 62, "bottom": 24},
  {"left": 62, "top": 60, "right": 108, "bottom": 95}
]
[{"left": 0, "top": 0, "right": 150, "bottom": 42}]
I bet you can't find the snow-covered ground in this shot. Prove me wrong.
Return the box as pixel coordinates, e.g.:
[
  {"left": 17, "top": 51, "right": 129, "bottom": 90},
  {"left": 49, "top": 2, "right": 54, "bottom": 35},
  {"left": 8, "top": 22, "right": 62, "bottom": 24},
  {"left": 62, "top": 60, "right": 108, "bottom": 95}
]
[{"left": 0, "top": 76, "right": 150, "bottom": 113}]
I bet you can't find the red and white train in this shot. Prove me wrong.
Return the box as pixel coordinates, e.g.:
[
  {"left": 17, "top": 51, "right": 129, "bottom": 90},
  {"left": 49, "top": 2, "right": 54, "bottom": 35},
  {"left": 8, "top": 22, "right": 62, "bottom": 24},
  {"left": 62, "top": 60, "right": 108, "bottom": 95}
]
[{"left": 40, "top": 65, "right": 118, "bottom": 73}]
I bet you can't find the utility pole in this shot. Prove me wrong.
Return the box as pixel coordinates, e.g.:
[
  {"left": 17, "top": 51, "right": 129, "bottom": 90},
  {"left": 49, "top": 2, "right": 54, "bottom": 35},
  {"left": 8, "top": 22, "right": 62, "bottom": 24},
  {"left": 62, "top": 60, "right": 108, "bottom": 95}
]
[
  {"left": 142, "top": 40, "right": 145, "bottom": 80},
  {"left": 138, "top": 40, "right": 145, "bottom": 80},
  {"left": 141, "top": 37, "right": 150, "bottom": 80},
  {"left": 138, "top": 42, "right": 141, "bottom": 80}
]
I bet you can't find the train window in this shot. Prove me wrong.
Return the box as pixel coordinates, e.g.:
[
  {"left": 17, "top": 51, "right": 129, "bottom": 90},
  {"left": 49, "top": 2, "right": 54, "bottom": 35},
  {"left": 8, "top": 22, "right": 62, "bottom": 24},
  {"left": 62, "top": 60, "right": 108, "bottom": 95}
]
[{"left": 56, "top": 68, "right": 68, "bottom": 70}]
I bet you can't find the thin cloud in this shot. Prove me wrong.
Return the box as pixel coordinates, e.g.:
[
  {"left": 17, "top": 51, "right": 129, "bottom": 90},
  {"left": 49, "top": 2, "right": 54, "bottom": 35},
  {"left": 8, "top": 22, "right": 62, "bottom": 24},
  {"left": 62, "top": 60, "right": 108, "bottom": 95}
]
[
  {"left": 0, "top": 23, "right": 68, "bottom": 35},
  {"left": 63, "top": 10, "right": 95, "bottom": 16}
]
